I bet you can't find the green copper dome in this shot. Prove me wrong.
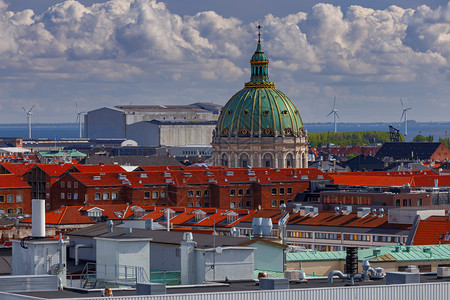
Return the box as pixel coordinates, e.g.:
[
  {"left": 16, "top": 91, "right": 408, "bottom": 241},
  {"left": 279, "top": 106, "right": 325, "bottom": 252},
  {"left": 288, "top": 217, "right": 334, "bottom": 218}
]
[{"left": 216, "top": 41, "right": 304, "bottom": 137}]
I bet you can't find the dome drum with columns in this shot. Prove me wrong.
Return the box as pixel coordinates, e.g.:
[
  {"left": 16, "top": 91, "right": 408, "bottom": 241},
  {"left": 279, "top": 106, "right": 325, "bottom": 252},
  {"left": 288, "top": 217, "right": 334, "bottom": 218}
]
[{"left": 212, "top": 34, "right": 308, "bottom": 168}]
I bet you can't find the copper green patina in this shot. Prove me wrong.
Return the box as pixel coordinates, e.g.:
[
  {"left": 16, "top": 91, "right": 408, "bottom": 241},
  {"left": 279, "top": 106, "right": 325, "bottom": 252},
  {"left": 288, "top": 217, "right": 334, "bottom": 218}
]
[{"left": 216, "top": 41, "right": 304, "bottom": 138}]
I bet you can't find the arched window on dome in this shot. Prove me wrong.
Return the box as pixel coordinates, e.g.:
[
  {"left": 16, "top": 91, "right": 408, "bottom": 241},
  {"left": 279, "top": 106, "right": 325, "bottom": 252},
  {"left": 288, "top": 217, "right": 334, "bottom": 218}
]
[
  {"left": 239, "top": 153, "right": 249, "bottom": 168},
  {"left": 263, "top": 153, "right": 273, "bottom": 168},
  {"left": 286, "top": 153, "right": 294, "bottom": 168},
  {"left": 221, "top": 153, "right": 229, "bottom": 167},
  {"left": 259, "top": 66, "right": 262, "bottom": 76}
]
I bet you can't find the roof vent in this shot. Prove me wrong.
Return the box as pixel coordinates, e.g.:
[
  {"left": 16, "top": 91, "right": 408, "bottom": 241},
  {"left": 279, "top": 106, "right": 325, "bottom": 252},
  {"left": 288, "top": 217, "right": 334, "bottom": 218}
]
[
  {"left": 183, "top": 172, "right": 192, "bottom": 177},
  {"left": 92, "top": 176, "right": 101, "bottom": 180},
  {"left": 206, "top": 172, "right": 214, "bottom": 176},
  {"left": 139, "top": 173, "right": 148, "bottom": 178},
  {"left": 225, "top": 171, "right": 234, "bottom": 176},
  {"left": 301, "top": 175, "right": 308, "bottom": 180},
  {"left": 106, "top": 220, "right": 114, "bottom": 233},
  {"left": 247, "top": 170, "right": 255, "bottom": 175},
  {"left": 357, "top": 207, "right": 371, "bottom": 218},
  {"left": 299, "top": 206, "right": 315, "bottom": 217},
  {"left": 163, "top": 172, "right": 171, "bottom": 177},
  {"left": 378, "top": 208, "right": 384, "bottom": 217},
  {"left": 252, "top": 218, "right": 263, "bottom": 236},
  {"left": 118, "top": 174, "right": 127, "bottom": 180},
  {"left": 317, "top": 175, "right": 324, "bottom": 179},
  {"left": 183, "top": 232, "right": 193, "bottom": 242},
  {"left": 261, "top": 218, "right": 273, "bottom": 236},
  {"left": 342, "top": 206, "right": 352, "bottom": 215},
  {"left": 334, "top": 206, "right": 340, "bottom": 215},
  {"left": 372, "top": 208, "right": 377, "bottom": 217}
]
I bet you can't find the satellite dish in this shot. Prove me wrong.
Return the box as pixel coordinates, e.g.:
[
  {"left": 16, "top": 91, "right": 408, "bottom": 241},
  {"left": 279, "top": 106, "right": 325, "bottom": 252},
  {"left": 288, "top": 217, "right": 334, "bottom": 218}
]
[{"left": 215, "top": 246, "right": 222, "bottom": 254}]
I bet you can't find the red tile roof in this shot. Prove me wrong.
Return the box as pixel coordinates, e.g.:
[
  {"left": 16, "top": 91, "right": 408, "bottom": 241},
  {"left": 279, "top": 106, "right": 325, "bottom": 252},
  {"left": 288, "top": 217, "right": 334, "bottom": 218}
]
[
  {"left": 0, "top": 162, "right": 35, "bottom": 176},
  {"left": 33, "top": 163, "right": 74, "bottom": 177},
  {"left": 329, "top": 174, "right": 413, "bottom": 187},
  {"left": 73, "top": 164, "right": 126, "bottom": 173},
  {"left": 139, "top": 206, "right": 257, "bottom": 228},
  {"left": 20, "top": 204, "right": 134, "bottom": 225},
  {"left": 328, "top": 172, "right": 450, "bottom": 188},
  {"left": 0, "top": 174, "right": 30, "bottom": 188},
  {"left": 241, "top": 209, "right": 411, "bottom": 229},
  {"left": 413, "top": 218, "right": 450, "bottom": 245}
]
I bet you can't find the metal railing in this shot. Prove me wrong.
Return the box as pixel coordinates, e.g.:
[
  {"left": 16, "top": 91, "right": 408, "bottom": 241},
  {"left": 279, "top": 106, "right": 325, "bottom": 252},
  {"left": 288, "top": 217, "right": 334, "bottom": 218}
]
[{"left": 66, "top": 263, "right": 181, "bottom": 288}]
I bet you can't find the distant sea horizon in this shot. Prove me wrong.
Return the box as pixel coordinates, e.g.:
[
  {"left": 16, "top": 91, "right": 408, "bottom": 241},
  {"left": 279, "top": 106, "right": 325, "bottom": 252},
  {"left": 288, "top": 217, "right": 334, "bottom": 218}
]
[{"left": 0, "top": 121, "right": 448, "bottom": 142}]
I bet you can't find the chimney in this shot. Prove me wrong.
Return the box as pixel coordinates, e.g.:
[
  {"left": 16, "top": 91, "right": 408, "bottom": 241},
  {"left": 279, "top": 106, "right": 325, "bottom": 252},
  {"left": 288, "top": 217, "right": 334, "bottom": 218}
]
[{"left": 31, "top": 199, "right": 45, "bottom": 238}]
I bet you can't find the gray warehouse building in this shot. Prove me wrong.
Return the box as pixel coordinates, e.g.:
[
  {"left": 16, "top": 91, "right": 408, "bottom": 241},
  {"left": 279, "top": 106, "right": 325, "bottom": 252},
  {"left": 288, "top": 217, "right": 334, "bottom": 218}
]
[{"left": 84, "top": 103, "right": 221, "bottom": 146}]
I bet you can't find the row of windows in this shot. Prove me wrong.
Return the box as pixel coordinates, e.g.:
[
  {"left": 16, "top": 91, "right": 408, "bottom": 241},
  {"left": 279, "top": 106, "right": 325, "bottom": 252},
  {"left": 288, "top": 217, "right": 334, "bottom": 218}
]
[
  {"left": 373, "top": 235, "right": 405, "bottom": 243},
  {"left": 287, "top": 232, "right": 406, "bottom": 244},
  {"left": 344, "top": 234, "right": 371, "bottom": 241},
  {"left": 0, "top": 208, "right": 22, "bottom": 214},
  {"left": 230, "top": 189, "right": 251, "bottom": 197},
  {"left": 94, "top": 193, "right": 118, "bottom": 200},
  {"left": 61, "top": 193, "right": 79, "bottom": 200},
  {"left": 316, "top": 233, "right": 341, "bottom": 240},
  {"left": 188, "top": 190, "right": 210, "bottom": 198},
  {"left": 60, "top": 181, "right": 78, "bottom": 189},
  {"left": 0, "top": 195, "right": 23, "bottom": 203},
  {"left": 182, "top": 151, "right": 211, "bottom": 155},
  {"left": 230, "top": 201, "right": 252, "bottom": 208},
  {"left": 288, "top": 231, "right": 312, "bottom": 238},
  {"left": 395, "top": 199, "right": 422, "bottom": 206},
  {"left": 187, "top": 202, "right": 210, "bottom": 208},
  {"left": 144, "top": 191, "right": 167, "bottom": 199},
  {"left": 271, "top": 187, "right": 293, "bottom": 196},
  {"left": 271, "top": 200, "right": 291, "bottom": 207}
]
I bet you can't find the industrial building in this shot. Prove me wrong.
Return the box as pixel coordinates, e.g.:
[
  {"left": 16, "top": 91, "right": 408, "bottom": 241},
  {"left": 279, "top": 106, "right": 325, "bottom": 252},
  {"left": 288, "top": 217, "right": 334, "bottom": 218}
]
[{"left": 84, "top": 103, "right": 221, "bottom": 147}]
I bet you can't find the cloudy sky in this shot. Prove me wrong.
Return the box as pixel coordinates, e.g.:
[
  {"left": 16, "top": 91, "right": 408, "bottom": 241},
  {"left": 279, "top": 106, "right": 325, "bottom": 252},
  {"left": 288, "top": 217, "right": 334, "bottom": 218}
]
[{"left": 1, "top": 0, "right": 449, "bottom": 124}]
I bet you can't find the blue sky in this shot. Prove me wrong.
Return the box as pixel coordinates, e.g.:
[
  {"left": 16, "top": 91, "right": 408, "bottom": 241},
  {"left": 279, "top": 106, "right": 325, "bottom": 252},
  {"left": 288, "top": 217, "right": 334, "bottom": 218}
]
[{"left": 1, "top": 0, "right": 449, "bottom": 124}]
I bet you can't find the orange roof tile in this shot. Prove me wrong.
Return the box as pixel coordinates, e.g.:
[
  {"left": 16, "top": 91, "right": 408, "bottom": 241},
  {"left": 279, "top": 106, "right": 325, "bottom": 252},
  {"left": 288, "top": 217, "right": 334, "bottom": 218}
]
[
  {"left": 74, "top": 164, "right": 126, "bottom": 173},
  {"left": 21, "top": 204, "right": 133, "bottom": 225},
  {"left": 33, "top": 163, "right": 74, "bottom": 177},
  {"left": 329, "top": 174, "right": 413, "bottom": 187},
  {"left": 0, "top": 162, "right": 35, "bottom": 176},
  {"left": 413, "top": 219, "right": 450, "bottom": 245},
  {"left": 241, "top": 209, "right": 410, "bottom": 229},
  {"left": 0, "top": 174, "right": 30, "bottom": 188}
]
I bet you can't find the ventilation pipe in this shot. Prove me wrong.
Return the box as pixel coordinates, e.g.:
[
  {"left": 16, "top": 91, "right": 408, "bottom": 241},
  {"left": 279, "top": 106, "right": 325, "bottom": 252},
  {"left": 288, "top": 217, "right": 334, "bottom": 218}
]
[
  {"left": 31, "top": 199, "right": 45, "bottom": 238},
  {"left": 106, "top": 220, "right": 114, "bottom": 232},
  {"left": 328, "top": 271, "right": 362, "bottom": 284},
  {"left": 75, "top": 244, "right": 93, "bottom": 266}
]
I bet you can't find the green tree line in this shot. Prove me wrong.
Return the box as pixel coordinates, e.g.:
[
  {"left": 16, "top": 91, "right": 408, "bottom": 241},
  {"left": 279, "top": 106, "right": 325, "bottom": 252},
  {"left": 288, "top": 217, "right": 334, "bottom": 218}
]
[{"left": 308, "top": 131, "right": 404, "bottom": 147}]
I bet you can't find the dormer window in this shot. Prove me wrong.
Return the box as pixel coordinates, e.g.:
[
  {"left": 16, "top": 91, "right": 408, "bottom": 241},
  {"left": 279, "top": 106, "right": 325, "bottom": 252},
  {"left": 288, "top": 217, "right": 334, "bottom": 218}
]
[
  {"left": 87, "top": 207, "right": 103, "bottom": 217},
  {"left": 194, "top": 209, "right": 206, "bottom": 222}
]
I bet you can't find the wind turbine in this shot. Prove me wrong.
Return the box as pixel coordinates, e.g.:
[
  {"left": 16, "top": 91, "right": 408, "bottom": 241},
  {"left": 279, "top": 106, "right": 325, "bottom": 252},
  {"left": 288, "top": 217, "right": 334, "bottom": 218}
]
[
  {"left": 327, "top": 96, "right": 339, "bottom": 133},
  {"left": 22, "top": 105, "right": 35, "bottom": 139},
  {"left": 399, "top": 98, "right": 412, "bottom": 136},
  {"left": 75, "top": 102, "right": 87, "bottom": 138}
]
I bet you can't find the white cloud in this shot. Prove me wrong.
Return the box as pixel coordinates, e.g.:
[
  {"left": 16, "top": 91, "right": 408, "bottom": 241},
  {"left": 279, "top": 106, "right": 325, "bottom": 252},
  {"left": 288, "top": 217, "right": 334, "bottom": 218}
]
[{"left": 0, "top": 0, "right": 449, "bottom": 123}]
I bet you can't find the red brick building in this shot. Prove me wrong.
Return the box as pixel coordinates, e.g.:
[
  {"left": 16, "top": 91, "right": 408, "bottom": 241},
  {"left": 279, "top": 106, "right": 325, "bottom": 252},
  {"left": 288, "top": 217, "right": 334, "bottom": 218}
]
[
  {"left": 24, "top": 163, "right": 74, "bottom": 209},
  {"left": 0, "top": 174, "right": 31, "bottom": 214},
  {"left": 51, "top": 167, "right": 330, "bottom": 210}
]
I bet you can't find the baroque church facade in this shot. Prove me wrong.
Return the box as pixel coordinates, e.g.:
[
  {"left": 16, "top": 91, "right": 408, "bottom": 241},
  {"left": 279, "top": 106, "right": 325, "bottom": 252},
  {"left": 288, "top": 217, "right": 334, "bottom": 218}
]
[{"left": 212, "top": 36, "right": 308, "bottom": 168}]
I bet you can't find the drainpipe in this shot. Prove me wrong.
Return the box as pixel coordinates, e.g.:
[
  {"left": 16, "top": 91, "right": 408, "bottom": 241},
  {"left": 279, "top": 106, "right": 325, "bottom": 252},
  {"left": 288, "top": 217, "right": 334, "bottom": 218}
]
[{"left": 75, "top": 244, "right": 93, "bottom": 266}]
